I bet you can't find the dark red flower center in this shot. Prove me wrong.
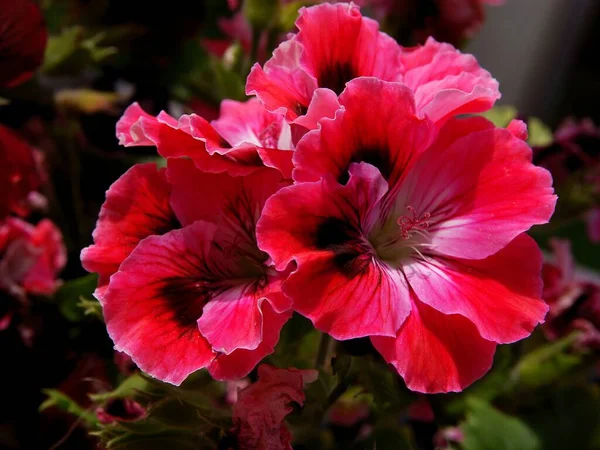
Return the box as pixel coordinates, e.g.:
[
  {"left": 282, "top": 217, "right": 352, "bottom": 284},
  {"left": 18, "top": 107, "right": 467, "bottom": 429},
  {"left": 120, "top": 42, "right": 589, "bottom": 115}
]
[
  {"left": 338, "top": 147, "right": 392, "bottom": 185},
  {"left": 319, "top": 62, "right": 356, "bottom": 96}
]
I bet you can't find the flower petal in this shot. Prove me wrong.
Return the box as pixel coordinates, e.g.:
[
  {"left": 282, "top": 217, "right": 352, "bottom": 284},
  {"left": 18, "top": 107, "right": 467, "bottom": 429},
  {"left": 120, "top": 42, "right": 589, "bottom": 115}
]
[
  {"left": 389, "top": 116, "right": 556, "bottom": 259},
  {"left": 258, "top": 162, "right": 411, "bottom": 339},
  {"left": 80, "top": 163, "right": 176, "bottom": 292},
  {"left": 102, "top": 223, "right": 220, "bottom": 385},
  {"left": 292, "top": 78, "right": 433, "bottom": 185},
  {"left": 208, "top": 304, "right": 292, "bottom": 381},
  {"left": 372, "top": 300, "right": 496, "bottom": 394},
  {"left": 402, "top": 38, "right": 500, "bottom": 124},
  {"left": 404, "top": 234, "right": 548, "bottom": 344}
]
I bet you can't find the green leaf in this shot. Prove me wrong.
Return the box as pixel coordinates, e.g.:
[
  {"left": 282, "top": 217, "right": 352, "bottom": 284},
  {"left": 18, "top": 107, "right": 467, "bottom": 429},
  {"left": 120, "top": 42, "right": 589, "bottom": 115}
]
[
  {"left": 55, "top": 274, "right": 99, "bottom": 322},
  {"left": 481, "top": 105, "right": 517, "bottom": 127},
  {"left": 527, "top": 117, "right": 553, "bottom": 147},
  {"left": 90, "top": 374, "right": 152, "bottom": 403},
  {"left": 78, "top": 296, "right": 103, "bottom": 319},
  {"left": 40, "top": 389, "right": 98, "bottom": 427},
  {"left": 105, "top": 431, "right": 208, "bottom": 450},
  {"left": 244, "top": 0, "right": 279, "bottom": 30},
  {"left": 462, "top": 398, "right": 540, "bottom": 450},
  {"left": 510, "top": 333, "right": 585, "bottom": 390},
  {"left": 366, "top": 425, "right": 415, "bottom": 450},
  {"left": 523, "top": 385, "right": 600, "bottom": 450}
]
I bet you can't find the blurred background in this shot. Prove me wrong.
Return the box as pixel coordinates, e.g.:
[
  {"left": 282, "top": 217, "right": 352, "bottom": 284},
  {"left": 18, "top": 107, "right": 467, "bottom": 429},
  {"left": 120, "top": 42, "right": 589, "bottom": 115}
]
[{"left": 1, "top": 1, "right": 600, "bottom": 449}]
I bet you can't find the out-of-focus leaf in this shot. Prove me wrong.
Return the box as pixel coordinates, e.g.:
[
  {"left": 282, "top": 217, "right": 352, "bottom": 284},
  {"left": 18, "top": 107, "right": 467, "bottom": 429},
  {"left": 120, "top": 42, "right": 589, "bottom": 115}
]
[
  {"left": 366, "top": 425, "right": 415, "bottom": 450},
  {"left": 528, "top": 117, "right": 553, "bottom": 147},
  {"left": 523, "top": 385, "right": 600, "bottom": 450},
  {"left": 148, "top": 398, "right": 222, "bottom": 430},
  {"left": 90, "top": 374, "right": 152, "bottom": 403},
  {"left": 462, "top": 398, "right": 540, "bottom": 450},
  {"left": 55, "top": 89, "right": 123, "bottom": 115},
  {"left": 104, "top": 431, "right": 208, "bottom": 450},
  {"left": 481, "top": 105, "right": 517, "bottom": 127},
  {"left": 55, "top": 274, "right": 98, "bottom": 322},
  {"left": 244, "top": 0, "right": 279, "bottom": 30},
  {"left": 279, "top": 1, "right": 315, "bottom": 30},
  {"left": 510, "top": 333, "right": 584, "bottom": 390},
  {"left": 40, "top": 389, "right": 98, "bottom": 427},
  {"left": 355, "top": 359, "right": 415, "bottom": 413},
  {"left": 0, "top": 97, "right": 8, "bottom": 105},
  {"left": 43, "top": 26, "right": 117, "bottom": 74},
  {"left": 78, "top": 296, "right": 103, "bottom": 319}
]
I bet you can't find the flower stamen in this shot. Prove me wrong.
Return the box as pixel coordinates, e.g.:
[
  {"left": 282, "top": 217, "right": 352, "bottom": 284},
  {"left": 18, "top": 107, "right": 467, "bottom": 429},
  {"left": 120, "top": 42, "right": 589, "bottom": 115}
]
[{"left": 397, "top": 206, "right": 431, "bottom": 240}]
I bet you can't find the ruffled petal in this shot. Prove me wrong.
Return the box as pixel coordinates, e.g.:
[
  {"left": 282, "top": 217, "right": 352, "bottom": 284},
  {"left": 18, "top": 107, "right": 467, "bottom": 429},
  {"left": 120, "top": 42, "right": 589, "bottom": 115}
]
[
  {"left": 404, "top": 234, "right": 548, "bottom": 344},
  {"left": 80, "top": 163, "right": 176, "bottom": 292},
  {"left": 293, "top": 78, "right": 433, "bottom": 185},
  {"left": 102, "top": 223, "right": 220, "bottom": 385},
  {"left": 208, "top": 304, "right": 292, "bottom": 381},
  {"left": 372, "top": 300, "right": 496, "bottom": 394},
  {"left": 402, "top": 38, "right": 500, "bottom": 124},
  {"left": 387, "top": 116, "right": 556, "bottom": 260}
]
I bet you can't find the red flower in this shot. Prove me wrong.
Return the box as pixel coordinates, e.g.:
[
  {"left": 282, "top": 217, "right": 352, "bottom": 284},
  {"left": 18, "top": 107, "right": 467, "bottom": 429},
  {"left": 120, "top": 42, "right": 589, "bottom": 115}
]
[
  {"left": 82, "top": 161, "right": 293, "bottom": 385},
  {"left": 96, "top": 398, "right": 146, "bottom": 424},
  {"left": 257, "top": 78, "right": 555, "bottom": 393},
  {"left": 0, "top": 218, "right": 66, "bottom": 299},
  {"left": 246, "top": 3, "right": 499, "bottom": 129},
  {"left": 542, "top": 239, "right": 600, "bottom": 350},
  {"left": 116, "top": 98, "right": 293, "bottom": 178},
  {"left": 0, "top": 125, "right": 43, "bottom": 220},
  {"left": 233, "top": 364, "right": 317, "bottom": 450},
  {"left": 0, "top": 0, "right": 48, "bottom": 87}
]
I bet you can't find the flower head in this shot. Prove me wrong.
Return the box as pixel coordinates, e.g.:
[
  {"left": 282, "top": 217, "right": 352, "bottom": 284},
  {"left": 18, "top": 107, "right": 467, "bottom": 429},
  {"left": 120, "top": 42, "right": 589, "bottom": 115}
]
[
  {"left": 0, "top": 0, "right": 48, "bottom": 87},
  {"left": 257, "top": 78, "right": 555, "bottom": 393},
  {"left": 116, "top": 98, "right": 293, "bottom": 178},
  {"left": 83, "top": 160, "right": 293, "bottom": 385},
  {"left": 233, "top": 364, "right": 317, "bottom": 450},
  {"left": 247, "top": 3, "right": 499, "bottom": 129}
]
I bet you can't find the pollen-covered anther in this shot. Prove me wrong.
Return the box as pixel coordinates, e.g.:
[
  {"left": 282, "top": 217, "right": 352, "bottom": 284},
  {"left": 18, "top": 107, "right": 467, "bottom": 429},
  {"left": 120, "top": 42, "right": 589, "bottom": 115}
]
[{"left": 397, "top": 206, "right": 431, "bottom": 239}]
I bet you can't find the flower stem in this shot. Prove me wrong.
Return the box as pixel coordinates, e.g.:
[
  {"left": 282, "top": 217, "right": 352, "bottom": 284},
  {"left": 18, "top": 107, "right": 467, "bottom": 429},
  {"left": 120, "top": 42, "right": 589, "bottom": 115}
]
[{"left": 315, "top": 333, "right": 335, "bottom": 370}]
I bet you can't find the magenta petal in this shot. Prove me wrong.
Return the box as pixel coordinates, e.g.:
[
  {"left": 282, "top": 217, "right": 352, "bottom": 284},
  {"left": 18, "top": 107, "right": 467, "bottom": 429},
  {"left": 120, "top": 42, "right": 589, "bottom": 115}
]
[
  {"left": 404, "top": 234, "right": 548, "bottom": 344},
  {"left": 390, "top": 117, "right": 556, "bottom": 259},
  {"left": 80, "top": 164, "right": 176, "bottom": 292},
  {"left": 102, "top": 223, "right": 218, "bottom": 385},
  {"left": 208, "top": 304, "right": 292, "bottom": 381},
  {"left": 372, "top": 300, "right": 496, "bottom": 394}
]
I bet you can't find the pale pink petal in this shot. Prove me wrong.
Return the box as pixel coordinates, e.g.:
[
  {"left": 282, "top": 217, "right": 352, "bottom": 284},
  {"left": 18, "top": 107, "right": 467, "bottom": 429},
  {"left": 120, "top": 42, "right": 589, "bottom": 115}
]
[{"left": 404, "top": 234, "right": 548, "bottom": 344}]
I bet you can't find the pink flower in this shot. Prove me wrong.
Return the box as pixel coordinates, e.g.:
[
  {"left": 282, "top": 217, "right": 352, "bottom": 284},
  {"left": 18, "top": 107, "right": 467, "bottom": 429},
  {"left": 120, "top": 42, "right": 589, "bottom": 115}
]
[
  {"left": 82, "top": 161, "right": 293, "bottom": 385},
  {"left": 116, "top": 99, "right": 293, "bottom": 178},
  {"left": 257, "top": 78, "right": 555, "bottom": 393},
  {"left": 0, "top": 125, "right": 43, "bottom": 219},
  {"left": 0, "top": 0, "right": 48, "bottom": 87},
  {"left": 246, "top": 3, "right": 499, "bottom": 129},
  {"left": 0, "top": 218, "right": 66, "bottom": 298},
  {"left": 542, "top": 239, "right": 600, "bottom": 349},
  {"left": 233, "top": 364, "right": 317, "bottom": 450}
]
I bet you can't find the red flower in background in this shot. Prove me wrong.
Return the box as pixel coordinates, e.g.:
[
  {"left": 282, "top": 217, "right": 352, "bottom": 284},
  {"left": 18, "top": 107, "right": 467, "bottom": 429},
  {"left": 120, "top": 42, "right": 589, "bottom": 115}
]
[
  {"left": 0, "top": 0, "right": 48, "bottom": 87},
  {"left": 233, "top": 365, "right": 317, "bottom": 450},
  {"left": 257, "top": 78, "right": 555, "bottom": 393},
  {"left": 117, "top": 99, "right": 293, "bottom": 177},
  {"left": 542, "top": 239, "right": 600, "bottom": 350},
  {"left": 0, "top": 218, "right": 66, "bottom": 299},
  {"left": 247, "top": 3, "right": 499, "bottom": 130},
  {"left": 0, "top": 125, "right": 43, "bottom": 220},
  {"left": 82, "top": 162, "right": 293, "bottom": 385}
]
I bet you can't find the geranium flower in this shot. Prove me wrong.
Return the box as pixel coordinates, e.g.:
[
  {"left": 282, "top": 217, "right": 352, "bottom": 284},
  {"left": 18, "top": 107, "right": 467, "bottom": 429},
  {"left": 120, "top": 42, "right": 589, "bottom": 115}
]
[
  {"left": 0, "top": 218, "right": 66, "bottom": 299},
  {"left": 116, "top": 97, "right": 293, "bottom": 178},
  {"left": 542, "top": 239, "right": 600, "bottom": 350},
  {"left": 246, "top": 3, "right": 499, "bottom": 129},
  {"left": 83, "top": 161, "right": 292, "bottom": 384},
  {"left": 0, "top": 0, "right": 48, "bottom": 87},
  {"left": 0, "top": 125, "right": 43, "bottom": 219},
  {"left": 233, "top": 364, "right": 317, "bottom": 450},
  {"left": 257, "top": 78, "right": 555, "bottom": 393}
]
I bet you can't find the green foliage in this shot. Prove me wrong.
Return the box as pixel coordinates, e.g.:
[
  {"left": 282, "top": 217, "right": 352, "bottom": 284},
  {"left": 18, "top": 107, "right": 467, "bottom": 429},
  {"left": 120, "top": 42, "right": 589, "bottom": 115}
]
[
  {"left": 244, "top": 0, "right": 279, "bottom": 30},
  {"left": 55, "top": 274, "right": 100, "bottom": 322},
  {"left": 43, "top": 27, "right": 117, "bottom": 74},
  {"left": 462, "top": 398, "right": 541, "bottom": 450},
  {"left": 40, "top": 389, "right": 98, "bottom": 427}
]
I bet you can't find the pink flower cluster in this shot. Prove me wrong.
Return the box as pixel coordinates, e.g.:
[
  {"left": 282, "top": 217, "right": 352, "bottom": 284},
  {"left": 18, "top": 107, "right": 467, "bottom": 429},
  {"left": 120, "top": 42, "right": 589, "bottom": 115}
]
[{"left": 82, "top": 3, "right": 555, "bottom": 394}]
